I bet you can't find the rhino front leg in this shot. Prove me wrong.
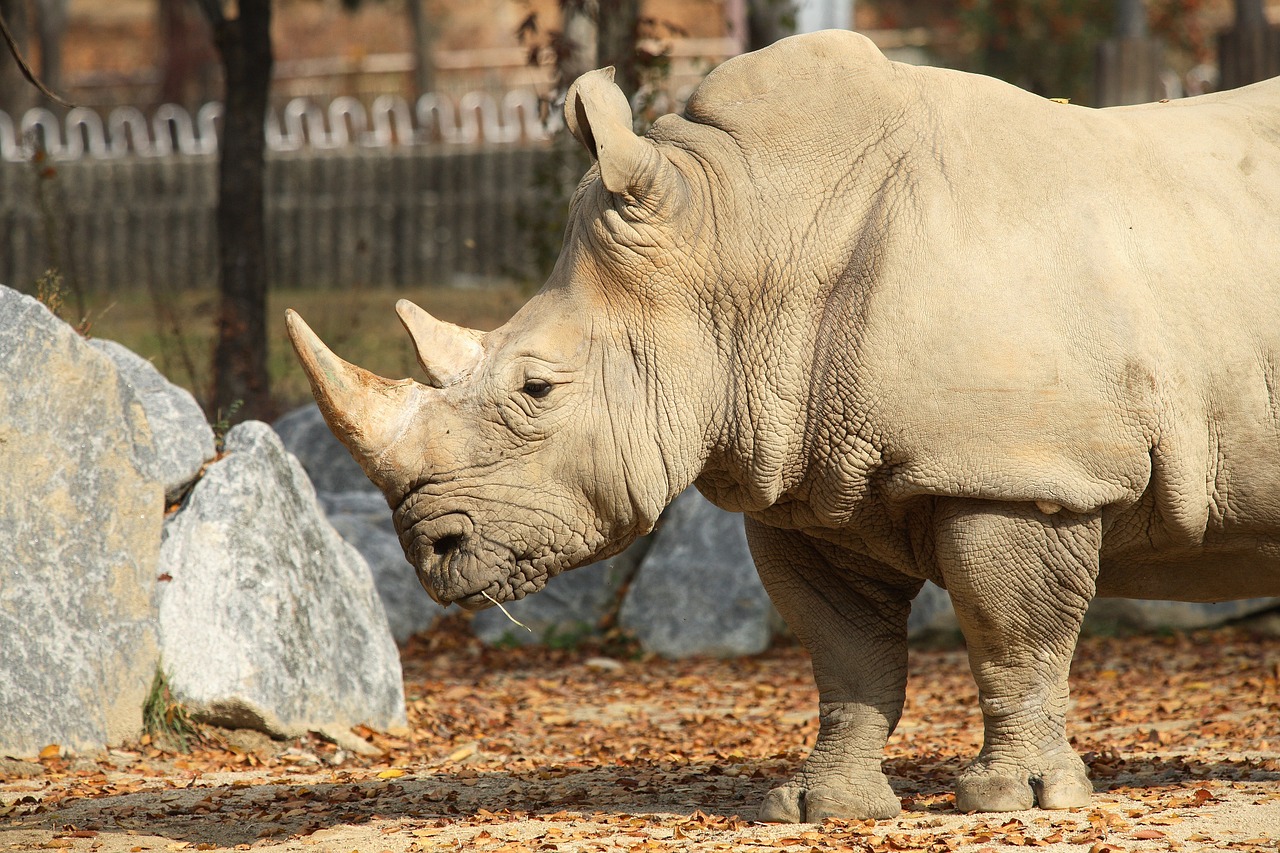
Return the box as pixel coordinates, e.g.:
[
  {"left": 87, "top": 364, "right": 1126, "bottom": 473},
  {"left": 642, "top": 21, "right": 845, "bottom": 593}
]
[
  {"left": 746, "top": 518, "right": 921, "bottom": 823},
  {"left": 933, "top": 499, "right": 1101, "bottom": 813}
]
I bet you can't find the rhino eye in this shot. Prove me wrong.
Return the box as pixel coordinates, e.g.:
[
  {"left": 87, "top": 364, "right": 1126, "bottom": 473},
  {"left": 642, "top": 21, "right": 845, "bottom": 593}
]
[{"left": 522, "top": 379, "right": 552, "bottom": 399}]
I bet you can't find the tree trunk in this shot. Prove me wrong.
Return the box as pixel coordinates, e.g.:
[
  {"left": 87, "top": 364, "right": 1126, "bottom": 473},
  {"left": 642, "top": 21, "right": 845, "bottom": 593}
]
[
  {"left": 160, "top": 0, "right": 217, "bottom": 108},
  {"left": 746, "top": 0, "right": 796, "bottom": 52},
  {"left": 1235, "top": 0, "right": 1266, "bottom": 30},
  {"left": 0, "top": 0, "right": 38, "bottom": 117},
  {"left": 558, "top": 0, "right": 596, "bottom": 90},
  {"left": 405, "top": 0, "right": 435, "bottom": 100},
  {"left": 202, "top": 0, "right": 274, "bottom": 423},
  {"left": 34, "top": 0, "right": 65, "bottom": 107},
  {"left": 1219, "top": 0, "right": 1280, "bottom": 90},
  {"left": 596, "top": 0, "right": 639, "bottom": 100}
]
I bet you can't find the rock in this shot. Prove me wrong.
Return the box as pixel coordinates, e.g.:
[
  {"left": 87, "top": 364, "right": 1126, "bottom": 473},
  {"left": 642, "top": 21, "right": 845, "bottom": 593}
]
[
  {"left": 908, "top": 582, "right": 959, "bottom": 639},
  {"left": 1084, "top": 597, "right": 1280, "bottom": 633},
  {"left": 619, "top": 488, "right": 779, "bottom": 658},
  {"left": 274, "top": 403, "right": 375, "bottom": 495},
  {"left": 90, "top": 338, "right": 216, "bottom": 504},
  {"left": 278, "top": 408, "right": 447, "bottom": 644},
  {"left": 317, "top": 490, "right": 391, "bottom": 517},
  {"left": 324, "top": 491, "right": 446, "bottom": 644},
  {"left": 0, "top": 287, "right": 162, "bottom": 758},
  {"left": 819, "top": 576, "right": 1278, "bottom": 643},
  {"left": 156, "top": 421, "right": 407, "bottom": 746},
  {"left": 0, "top": 757, "right": 43, "bottom": 778},
  {"left": 472, "top": 538, "right": 649, "bottom": 647}
]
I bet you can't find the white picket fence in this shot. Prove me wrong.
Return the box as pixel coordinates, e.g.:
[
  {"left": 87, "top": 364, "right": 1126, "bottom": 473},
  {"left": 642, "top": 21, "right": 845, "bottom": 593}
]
[{"left": 0, "top": 90, "right": 560, "bottom": 161}]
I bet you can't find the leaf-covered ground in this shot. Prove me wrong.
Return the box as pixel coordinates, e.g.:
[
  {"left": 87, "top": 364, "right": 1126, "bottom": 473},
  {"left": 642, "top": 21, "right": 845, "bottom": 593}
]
[{"left": 3, "top": 619, "right": 1279, "bottom": 852}]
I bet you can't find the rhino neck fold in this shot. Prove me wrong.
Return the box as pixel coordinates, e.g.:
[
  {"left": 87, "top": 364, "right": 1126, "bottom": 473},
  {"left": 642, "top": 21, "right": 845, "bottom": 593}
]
[{"left": 691, "top": 137, "right": 917, "bottom": 518}]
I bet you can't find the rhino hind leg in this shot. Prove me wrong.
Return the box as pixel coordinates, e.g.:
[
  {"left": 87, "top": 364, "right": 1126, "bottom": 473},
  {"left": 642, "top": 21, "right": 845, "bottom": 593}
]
[
  {"left": 745, "top": 520, "right": 920, "bottom": 822},
  {"left": 934, "top": 498, "right": 1101, "bottom": 813}
]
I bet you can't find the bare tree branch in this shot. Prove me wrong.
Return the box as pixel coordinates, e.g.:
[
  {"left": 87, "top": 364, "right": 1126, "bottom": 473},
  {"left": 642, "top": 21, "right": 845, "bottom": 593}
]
[
  {"left": 191, "top": 0, "right": 227, "bottom": 26},
  {"left": 0, "top": 5, "right": 72, "bottom": 108}
]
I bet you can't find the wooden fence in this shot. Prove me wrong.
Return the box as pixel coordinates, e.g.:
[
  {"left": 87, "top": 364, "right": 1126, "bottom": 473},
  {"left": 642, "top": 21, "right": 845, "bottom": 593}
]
[{"left": 0, "top": 145, "right": 570, "bottom": 295}]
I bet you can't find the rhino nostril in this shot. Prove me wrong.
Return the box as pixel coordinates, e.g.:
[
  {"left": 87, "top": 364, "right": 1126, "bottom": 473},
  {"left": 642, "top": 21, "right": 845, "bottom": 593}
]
[{"left": 433, "top": 534, "right": 463, "bottom": 556}]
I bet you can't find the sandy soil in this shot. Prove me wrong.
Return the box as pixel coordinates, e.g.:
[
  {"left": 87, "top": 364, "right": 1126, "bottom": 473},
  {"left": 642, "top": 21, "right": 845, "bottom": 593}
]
[{"left": 3, "top": 622, "right": 1279, "bottom": 852}]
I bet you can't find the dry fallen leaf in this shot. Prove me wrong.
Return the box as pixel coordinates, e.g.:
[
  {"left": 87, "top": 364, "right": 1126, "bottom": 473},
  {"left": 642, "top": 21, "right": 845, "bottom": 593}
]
[{"left": 4, "top": 622, "right": 1279, "bottom": 852}]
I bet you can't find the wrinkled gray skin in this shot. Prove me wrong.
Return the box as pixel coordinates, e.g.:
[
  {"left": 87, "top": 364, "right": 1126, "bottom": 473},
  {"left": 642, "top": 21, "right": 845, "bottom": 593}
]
[{"left": 288, "top": 31, "right": 1280, "bottom": 821}]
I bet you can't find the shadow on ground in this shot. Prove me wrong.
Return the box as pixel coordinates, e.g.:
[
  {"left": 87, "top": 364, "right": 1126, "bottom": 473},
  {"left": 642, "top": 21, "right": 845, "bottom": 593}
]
[{"left": 8, "top": 753, "right": 1279, "bottom": 848}]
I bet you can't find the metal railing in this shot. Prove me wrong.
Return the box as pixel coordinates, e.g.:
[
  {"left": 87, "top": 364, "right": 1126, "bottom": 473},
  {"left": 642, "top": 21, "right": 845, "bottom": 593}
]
[{"left": 0, "top": 90, "right": 560, "bottom": 161}]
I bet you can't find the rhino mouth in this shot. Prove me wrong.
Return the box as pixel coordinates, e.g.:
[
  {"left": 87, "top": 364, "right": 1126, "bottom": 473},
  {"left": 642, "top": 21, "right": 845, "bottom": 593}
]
[
  {"left": 399, "top": 510, "right": 549, "bottom": 609},
  {"left": 451, "top": 589, "right": 502, "bottom": 611}
]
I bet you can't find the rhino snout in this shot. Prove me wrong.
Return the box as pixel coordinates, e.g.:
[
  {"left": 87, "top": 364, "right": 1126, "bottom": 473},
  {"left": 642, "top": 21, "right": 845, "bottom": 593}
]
[{"left": 400, "top": 512, "right": 478, "bottom": 603}]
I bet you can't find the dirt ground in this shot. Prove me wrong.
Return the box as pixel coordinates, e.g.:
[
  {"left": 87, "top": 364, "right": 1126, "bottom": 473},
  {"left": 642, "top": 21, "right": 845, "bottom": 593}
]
[{"left": 3, "top": 620, "right": 1279, "bottom": 853}]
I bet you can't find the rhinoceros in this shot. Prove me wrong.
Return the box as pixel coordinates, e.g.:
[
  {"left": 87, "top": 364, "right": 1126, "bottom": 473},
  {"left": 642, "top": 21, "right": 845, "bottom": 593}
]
[{"left": 286, "top": 30, "right": 1280, "bottom": 821}]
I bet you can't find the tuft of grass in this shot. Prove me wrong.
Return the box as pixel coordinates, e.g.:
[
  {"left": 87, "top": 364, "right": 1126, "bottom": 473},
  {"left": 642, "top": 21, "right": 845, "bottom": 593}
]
[
  {"left": 212, "top": 399, "right": 244, "bottom": 453},
  {"left": 34, "top": 268, "right": 65, "bottom": 318},
  {"left": 543, "top": 620, "right": 595, "bottom": 651},
  {"left": 142, "top": 667, "right": 200, "bottom": 753}
]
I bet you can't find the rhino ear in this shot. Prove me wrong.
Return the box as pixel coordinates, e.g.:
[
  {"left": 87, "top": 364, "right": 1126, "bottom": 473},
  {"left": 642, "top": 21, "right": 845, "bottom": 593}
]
[{"left": 564, "top": 67, "right": 678, "bottom": 206}]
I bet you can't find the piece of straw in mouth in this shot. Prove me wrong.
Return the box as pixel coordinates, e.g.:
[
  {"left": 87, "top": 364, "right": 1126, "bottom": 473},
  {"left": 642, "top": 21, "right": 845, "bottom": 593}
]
[{"left": 482, "top": 590, "right": 532, "bottom": 633}]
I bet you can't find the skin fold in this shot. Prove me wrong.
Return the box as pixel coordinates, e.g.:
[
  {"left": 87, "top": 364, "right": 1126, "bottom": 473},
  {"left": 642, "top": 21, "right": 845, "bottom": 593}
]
[{"left": 288, "top": 31, "right": 1280, "bottom": 821}]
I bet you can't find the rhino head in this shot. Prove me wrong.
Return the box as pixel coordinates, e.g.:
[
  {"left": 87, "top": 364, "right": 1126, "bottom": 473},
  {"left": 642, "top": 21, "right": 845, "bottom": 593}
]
[{"left": 286, "top": 68, "right": 739, "bottom": 610}]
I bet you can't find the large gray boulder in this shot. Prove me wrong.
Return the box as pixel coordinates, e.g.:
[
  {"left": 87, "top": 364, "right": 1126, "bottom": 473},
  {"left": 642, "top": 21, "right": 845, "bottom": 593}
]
[
  {"left": 908, "top": 582, "right": 959, "bottom": 639},
  {"left": 156, "top": 421, "right": 407, "bottom": 746},
  {"left": 472, "top": 539, "right": 649, "bottom": 647},
  {"left": 619, "top": 488, "right": 779, "bottom": 658},
  {"left": 904, "top": 583, "right": 1278, "bottom": 640},
  {"left": 1084, "top": 597, "right": 1280, "bottom": 632},
  {"left": 274, "top": 403, "right": 375, "bottom": 495},
  {"left": 0, "top": 287, "right": 163, "bottom": 757},
  {"left": 278, "top": 404, "right": 447, "bottom": 643},
  {"left": 90, "top": 338, "right": 216, "bottom": 503},
  {"left": 323, "top": 490, "right": 446, "bottom": 644}
]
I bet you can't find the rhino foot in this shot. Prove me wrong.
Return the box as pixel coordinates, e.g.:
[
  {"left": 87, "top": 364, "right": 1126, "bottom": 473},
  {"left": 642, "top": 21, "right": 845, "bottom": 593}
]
[
  {"left": 758, "top": 774, "right": 901, "bottom": 823},
  {"left": 955, "top": 754, "right": 1092, "bottom": 813}
]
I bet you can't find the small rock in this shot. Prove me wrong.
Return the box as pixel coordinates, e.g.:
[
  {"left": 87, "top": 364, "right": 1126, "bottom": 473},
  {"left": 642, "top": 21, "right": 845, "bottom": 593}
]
[
  {"left": 1085, "top": 597, "right": 1280, "bottom": 633},
  {"left": 0, "top": 757, "right": 43, "bottom": 778},
  {"left": 211, "top": 727, "right": 279, "bottom": 756},
  {"left": 584, "top": 657, "right": 624, "bottom": 672}
]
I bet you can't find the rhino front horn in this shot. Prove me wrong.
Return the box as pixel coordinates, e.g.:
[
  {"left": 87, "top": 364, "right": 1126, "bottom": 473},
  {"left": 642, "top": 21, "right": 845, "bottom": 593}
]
[
  {"left": 396, "top": 299, "right": 484, "bottom": 387},
  {"left": 285, "top": 309, "right": 422, "bottom": 486}
]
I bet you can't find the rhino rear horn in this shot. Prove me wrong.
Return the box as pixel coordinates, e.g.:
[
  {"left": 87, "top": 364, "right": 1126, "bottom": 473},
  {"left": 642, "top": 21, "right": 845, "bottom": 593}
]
[
  {"left": 395, "top": 299, "right": 484, "bottom": 387},
  {"left": 285, "top": 308, "right": 422, "bottom": 488},
  {"left": 564, "top": 67, "right": 682, "bottom": 209}
]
